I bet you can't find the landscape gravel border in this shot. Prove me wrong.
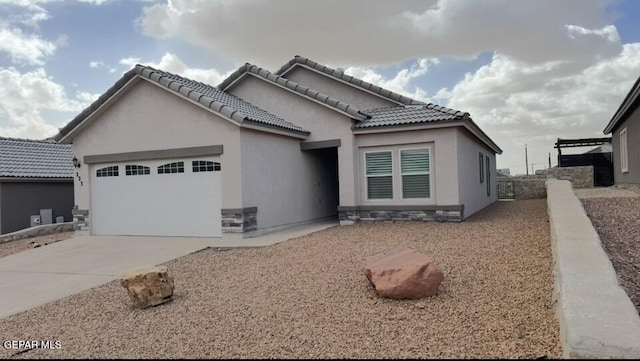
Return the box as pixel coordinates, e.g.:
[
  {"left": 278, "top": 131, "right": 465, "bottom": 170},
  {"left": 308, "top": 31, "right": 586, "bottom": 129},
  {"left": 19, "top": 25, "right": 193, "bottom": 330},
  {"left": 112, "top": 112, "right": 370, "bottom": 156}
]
[{"left": 0, "top": 199, "right": 560, "bottom": 359}]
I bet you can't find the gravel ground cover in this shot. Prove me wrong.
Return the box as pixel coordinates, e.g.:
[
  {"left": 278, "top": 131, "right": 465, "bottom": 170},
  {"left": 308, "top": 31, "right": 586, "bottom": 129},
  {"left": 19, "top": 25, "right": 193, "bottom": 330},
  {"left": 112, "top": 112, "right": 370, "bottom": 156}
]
[
  {"left": 0, "top": 232, "right": 74, "bottom": 259},
  {"left": 581, "top": 191, "right": 640, "bottom": 315},
  {"left": 0, "top": 199, "right": 560, "bottom": 359}
]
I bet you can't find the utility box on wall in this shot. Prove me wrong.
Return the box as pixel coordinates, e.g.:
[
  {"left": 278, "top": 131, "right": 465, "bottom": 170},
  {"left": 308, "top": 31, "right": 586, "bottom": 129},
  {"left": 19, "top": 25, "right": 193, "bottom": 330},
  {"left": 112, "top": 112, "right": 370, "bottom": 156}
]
[
  {"left": 40, "top": 209, "right": 53, "bottom": 225},
  {"left": 30, "top": 215, "right": 41, "bottom": 227}
]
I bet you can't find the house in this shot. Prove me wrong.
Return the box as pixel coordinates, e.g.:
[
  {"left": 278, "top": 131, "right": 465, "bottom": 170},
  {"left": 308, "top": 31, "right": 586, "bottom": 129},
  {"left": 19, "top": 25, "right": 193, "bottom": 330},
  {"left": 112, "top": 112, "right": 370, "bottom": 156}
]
[
  {"left": 54, "top": 55, "right": 502, "bottom": 238},
  {"left": 604, "top": 76, "right": 640, "bottom": 184},
  {"left": 0, "top": 137, "right": 74, "bottom": 234}
]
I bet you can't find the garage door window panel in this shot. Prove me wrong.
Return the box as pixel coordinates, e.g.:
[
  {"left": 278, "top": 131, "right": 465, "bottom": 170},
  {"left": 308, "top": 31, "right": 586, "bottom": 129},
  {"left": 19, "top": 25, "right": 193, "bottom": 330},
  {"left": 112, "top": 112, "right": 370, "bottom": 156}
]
[
  {"left": 158, "top": 162, "right": 184, "bottom": 174},
  {"left": 193, "top": 160, "right": 221, "bottom": 172},
  {"left": 96, "top": 166, "right": 118, "bottom": 177},
  {"left": 125, "top": 165, "right": 150, "bottom": 176}
]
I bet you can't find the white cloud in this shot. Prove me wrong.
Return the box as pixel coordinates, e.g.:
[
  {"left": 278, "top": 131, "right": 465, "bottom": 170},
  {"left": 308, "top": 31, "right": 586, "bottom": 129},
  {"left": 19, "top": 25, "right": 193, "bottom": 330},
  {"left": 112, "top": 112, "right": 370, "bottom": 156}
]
[
  {"left": 119, "top": 52, "right": 233, "bottom": 86},
  {"left": 138, "top": 0, "right": 619, "bottom": 69},
  {"left": 435, "top": 43, "right": 640, "bottom": 173},
  {"left": 0, "top": 67, "right": 99, "bottom": 139},
  {"left": 344, "top": 58, "right": 439, "bottom": 103},
  {"left": 0, "top": 28, "right": 57, "bottom": 65}
]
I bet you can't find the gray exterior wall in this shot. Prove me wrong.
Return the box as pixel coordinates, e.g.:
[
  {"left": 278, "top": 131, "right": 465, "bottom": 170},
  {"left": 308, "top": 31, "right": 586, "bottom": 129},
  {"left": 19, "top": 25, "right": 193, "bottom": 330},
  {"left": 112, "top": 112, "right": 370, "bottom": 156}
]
[
  {"left": 68, "top": 78, "right": 245, "bottom": 217},
  {"left": 456, "top": 128, "right": 497, "bottom": 218},
  {"left": 354, "top": 127, "right": 460, "bottom": 207},
  {"left": 612, "top": 104, "right": 640, "bottom": 184},
  {"left": 283, "top": 66, "right": 398, "bottom": 110},
  {"left": 227, "top": 75, "right": 359, "bottom": 207},
  {"left": 0, "top": 181, "right": 73, "bottom": 234},
  {"left": 240, "top": 128, "right": 337, "bottom": 230}
]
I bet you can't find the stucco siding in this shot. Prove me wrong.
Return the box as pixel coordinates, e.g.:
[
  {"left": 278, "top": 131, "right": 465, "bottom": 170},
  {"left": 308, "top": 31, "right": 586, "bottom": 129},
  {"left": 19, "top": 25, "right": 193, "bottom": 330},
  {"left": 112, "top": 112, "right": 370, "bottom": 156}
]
[
  {"left": 612, "top": 105, "right": 640, "bottom": 184},
  {"left": 283, "top": 66, "right": 398, "bottom": 110},
  {"left": 68, "top": 79, "right": 243, "bottom": 211},
  {"left": 354, "top": 128, "right": 460, "bottom": 207},
  {"left": 228, "top": 75, "right": 358, "bottom": 206},
  {"left": 456, "top": 128, "right": 497, "bottom": 218},
  {"left": 240, "top": 128, "right": 337, "bottom": 230},
  {"left": 0, "top": 181, "right": 73, "bottom": 234}
]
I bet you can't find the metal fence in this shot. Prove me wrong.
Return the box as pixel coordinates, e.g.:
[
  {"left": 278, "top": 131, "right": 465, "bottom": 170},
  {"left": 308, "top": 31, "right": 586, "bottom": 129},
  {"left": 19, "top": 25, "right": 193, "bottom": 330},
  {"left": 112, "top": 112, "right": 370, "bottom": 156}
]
[{"left": 497, "top": 180, "right": 515, "bottom": 200}]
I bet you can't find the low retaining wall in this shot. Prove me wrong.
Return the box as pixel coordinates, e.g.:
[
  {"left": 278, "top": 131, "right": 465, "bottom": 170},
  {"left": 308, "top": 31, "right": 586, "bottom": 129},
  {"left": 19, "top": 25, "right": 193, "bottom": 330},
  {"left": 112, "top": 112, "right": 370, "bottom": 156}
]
[
  {"left": 547, "top": 166, "right": 594, "bottom": 188},
  {"left": 0, "top": 222, "right": 74, "bottom": 244},
  {"left": 513, "top": 179, "right": 547, "bottom": 200},
  {"left": 546, "top": 180, "right": 640, "bottom": 358}
]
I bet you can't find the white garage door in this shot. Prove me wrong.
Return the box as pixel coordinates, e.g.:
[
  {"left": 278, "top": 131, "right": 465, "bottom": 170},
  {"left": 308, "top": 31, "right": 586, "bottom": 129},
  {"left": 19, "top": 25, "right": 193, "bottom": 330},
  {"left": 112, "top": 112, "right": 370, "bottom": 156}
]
[{"left": 91, "top": 158, "right": 222, "bottom": 237}]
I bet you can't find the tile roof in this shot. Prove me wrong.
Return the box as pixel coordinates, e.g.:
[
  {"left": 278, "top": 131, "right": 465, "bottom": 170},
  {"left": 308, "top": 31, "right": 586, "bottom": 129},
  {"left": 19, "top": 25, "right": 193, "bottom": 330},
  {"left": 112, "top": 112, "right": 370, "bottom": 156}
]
[
  {"left": 56, "top": 65, "right": 309, "bottom": 142},
  {"left": 354, "top": 104, "right": 503, "bottom": 154},
  {"left": 274, "top": 55, "right": 426, "bottom": 106},
  {"left": 218, "top": 63, "right": 370, "bottom": 122},
  {"left": 0, "top": 137, "right": 73, "bottom": 178},
  {"left": 354, "top": 104, "right": 468, "bottom": 128}
]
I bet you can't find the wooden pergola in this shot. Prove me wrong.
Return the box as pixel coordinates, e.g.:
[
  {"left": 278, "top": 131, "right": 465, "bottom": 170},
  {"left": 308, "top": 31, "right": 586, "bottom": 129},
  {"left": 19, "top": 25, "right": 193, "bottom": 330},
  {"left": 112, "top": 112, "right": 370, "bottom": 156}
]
[{"left": 553, "top": 137, "right": 612, "bottom": 156}]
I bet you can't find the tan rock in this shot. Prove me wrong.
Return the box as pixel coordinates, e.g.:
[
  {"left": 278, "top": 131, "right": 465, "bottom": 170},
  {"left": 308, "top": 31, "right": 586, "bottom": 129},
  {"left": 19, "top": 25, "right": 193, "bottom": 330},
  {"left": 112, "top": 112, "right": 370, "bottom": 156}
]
[
  {"left": 121, "top": 266, "right": 174, "bottom": 309},
  {"left": 364, "top": 249, "right": 443, "bottom": 299}
]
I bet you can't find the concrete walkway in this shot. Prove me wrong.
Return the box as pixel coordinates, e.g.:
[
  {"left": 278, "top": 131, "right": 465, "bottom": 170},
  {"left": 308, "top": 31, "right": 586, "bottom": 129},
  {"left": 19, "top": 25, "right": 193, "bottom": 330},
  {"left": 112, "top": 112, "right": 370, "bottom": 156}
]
[{"left": 0, "top": 219, "right": 337, "bottom": 320}]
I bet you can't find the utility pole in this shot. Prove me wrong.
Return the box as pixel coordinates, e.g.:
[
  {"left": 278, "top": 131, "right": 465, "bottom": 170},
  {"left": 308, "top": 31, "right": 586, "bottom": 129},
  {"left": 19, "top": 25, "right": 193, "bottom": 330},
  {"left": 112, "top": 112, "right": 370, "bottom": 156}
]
[{"left": 525, "top": 144, "right": 529, "bottom": 175}]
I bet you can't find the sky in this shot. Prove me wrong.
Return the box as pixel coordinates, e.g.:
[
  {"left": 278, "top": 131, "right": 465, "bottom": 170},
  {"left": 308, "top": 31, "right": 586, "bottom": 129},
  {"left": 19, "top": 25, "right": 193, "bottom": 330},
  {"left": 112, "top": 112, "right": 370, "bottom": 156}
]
[{"left": 1, "top": 0, "right": 640, "bottom": 175}]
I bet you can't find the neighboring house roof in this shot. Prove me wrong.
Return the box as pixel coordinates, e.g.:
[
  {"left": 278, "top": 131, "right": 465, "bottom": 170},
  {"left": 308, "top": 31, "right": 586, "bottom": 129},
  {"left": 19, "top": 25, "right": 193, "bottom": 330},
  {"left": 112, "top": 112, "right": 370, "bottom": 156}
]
[
  {"left": 274, "top": 55, "right": 426, "bottom": 106},
  {"left": 55, "top": 65, "right": 309, "bottom": 142},
  {"left": 217, "top": 63, "right": 370, "bottom": 122},
  {"left": 584, "top": 143, "right": 613, "bottom": 154},
  {"left": 0, "top": 137, "right": 73, "bottom": 178},
  {"left": 354, "top": 104, "right": 468, "bottom": 128},
  {"left": 604, "top": 75, "right": 640, "bottom": 134}
]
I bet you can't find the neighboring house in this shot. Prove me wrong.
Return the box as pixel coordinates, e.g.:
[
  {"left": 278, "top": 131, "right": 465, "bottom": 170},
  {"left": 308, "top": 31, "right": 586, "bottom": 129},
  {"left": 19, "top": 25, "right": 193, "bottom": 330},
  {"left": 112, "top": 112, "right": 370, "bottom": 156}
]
[
  {"left": 584, "top": 143, "right": 612, "bottom": 154},
  {"left": 54, "top": 55, "right": 502, "bottom": 238},
  {"left": 604, "top": 76, "right": 640, "bottom": 184},
  {"left": 0, "top": 137, "right": 74, "bottom": 234}
]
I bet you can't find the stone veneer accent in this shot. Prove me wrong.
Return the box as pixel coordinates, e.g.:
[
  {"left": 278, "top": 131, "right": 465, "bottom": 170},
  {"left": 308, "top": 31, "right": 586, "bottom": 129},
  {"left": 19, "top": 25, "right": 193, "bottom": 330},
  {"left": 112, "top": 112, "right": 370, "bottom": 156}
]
[
  {"left": 338, "top": 205, "right": 464, "bottom": 224},
  {"left": 221, "top": 207, "right": 258, "bottom": 233},
  {"left": 512, "top": 179, "right": 547, "bottom": 200},
  {"left": 547, "top": 165, "right": 594, "bottom": 188},
  {"left": 72, "top": 206, "right": 89, "bottom": 231}
]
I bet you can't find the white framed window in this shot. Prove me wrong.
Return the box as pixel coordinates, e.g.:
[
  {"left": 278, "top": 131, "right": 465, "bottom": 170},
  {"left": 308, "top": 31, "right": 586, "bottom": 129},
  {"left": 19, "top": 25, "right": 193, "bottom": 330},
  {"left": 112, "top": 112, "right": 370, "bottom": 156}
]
[
  {"left": 365, "top": 151, "right": 393, "bottom": 199},
  {"left": 400, "top": 148, "right": 431, "bottom": 199},
  {"left": 479, "top": 152, "right": 484, "bottom": 183},
  {"left": 486, "top": 156, "right": 491, "bottom": 196},
  {"left": 621, "top": 128, "right": 628, "bottom": 173},
  {"left": 96, "top": 166, "right": 118, "bottom": 177}
]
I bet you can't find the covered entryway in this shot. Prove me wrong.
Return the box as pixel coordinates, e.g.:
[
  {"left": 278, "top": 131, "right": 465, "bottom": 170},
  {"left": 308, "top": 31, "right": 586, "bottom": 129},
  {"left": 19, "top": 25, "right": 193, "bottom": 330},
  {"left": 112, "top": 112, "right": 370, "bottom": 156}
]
[{"left": 91, "top": 157, "right": 222, "bottom": 237}]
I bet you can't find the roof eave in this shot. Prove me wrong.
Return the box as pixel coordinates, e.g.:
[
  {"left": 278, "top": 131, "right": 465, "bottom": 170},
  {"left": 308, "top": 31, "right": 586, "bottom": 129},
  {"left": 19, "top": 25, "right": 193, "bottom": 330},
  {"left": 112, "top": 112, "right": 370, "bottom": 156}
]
[
  {"left": 274, "top": 56, "right": 426, "bottom": 106},
  {"left": 225, "top": 66, "right": 368, "bottom": 121},
  {"left": 352, "top": 116, "right": 502, "bottom": 154},
  {"left": 217, "top": 64, "right": 250, "bottom": 91},
  {"left": 56, "top": 69, "right": 139, "bottom": 143},
  {"left": 603, "top": 76, "right": 640, "bottom": 134}
]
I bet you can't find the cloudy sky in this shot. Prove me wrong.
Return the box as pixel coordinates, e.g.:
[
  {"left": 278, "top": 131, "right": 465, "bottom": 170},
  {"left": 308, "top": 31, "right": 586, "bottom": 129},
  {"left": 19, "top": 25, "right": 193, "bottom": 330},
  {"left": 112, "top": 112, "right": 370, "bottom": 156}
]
[{"left": 1, "top": 0, "right": 639, "bottom": 174}]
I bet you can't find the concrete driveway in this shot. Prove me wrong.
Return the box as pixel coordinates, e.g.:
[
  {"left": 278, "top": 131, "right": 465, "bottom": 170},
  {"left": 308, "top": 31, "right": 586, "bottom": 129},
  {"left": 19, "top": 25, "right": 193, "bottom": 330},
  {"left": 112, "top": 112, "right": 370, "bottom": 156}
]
[
  {"left": 0, "top": 235, "right": 217, "bottom": 320},
  {"left": 0, "top": 220, "right": 338, "bottom": 320}
]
